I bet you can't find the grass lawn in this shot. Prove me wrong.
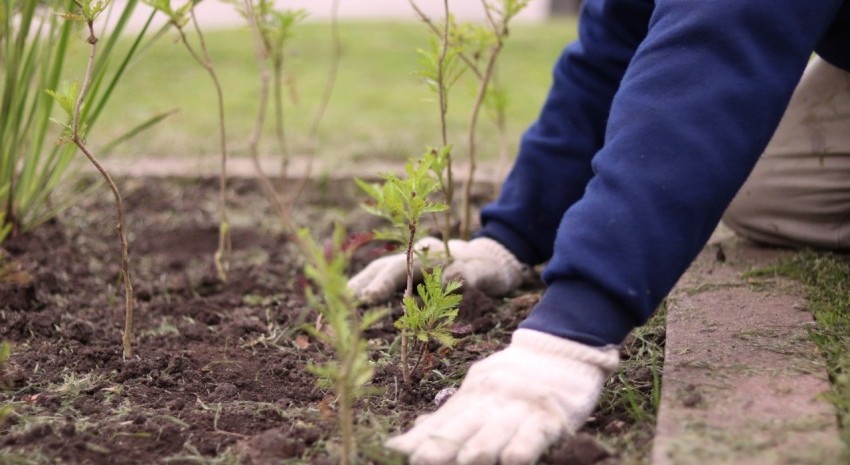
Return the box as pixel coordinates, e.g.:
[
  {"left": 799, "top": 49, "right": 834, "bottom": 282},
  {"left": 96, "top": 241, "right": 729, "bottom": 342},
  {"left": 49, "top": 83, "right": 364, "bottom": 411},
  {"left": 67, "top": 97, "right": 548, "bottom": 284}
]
[{"left": 66, "top": 19, "right": 577, "bottom": 165}]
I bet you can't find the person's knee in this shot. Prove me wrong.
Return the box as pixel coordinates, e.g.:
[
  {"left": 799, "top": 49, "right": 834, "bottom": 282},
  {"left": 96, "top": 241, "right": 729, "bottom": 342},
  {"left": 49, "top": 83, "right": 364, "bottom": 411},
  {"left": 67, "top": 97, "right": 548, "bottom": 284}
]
[{"left": 721, "top": 189, "right": 775, "bottom": 246}]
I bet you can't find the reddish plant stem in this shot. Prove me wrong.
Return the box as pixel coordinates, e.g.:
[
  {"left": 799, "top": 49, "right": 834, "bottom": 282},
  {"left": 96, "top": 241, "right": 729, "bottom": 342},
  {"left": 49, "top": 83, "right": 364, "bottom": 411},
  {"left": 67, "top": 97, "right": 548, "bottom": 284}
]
[
  {"left": 460, "top": 1, "right": 509, "bottom": 239},
  {"left": 72, "top": 21, "right": 134, "bottom": 361},
  {"left": 176, "top": 10, "right": 231, "bottom": 283},
  {"left": 243, "top": 0, "right": 291, "bottom": 231}
]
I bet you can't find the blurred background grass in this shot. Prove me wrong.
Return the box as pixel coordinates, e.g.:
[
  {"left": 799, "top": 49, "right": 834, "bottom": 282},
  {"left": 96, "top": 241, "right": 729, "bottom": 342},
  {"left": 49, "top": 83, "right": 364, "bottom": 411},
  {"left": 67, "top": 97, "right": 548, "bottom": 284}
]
[{"left": 63, "top": 19, "right": 577, "bottom": 164}]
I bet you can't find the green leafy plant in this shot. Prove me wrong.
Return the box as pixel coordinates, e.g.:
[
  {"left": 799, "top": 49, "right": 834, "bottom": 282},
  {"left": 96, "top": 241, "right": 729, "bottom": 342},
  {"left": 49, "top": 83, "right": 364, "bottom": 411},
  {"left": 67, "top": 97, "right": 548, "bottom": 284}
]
[
  {"left": 357, "top": 151, "right": 461, "bottom": 386},
  {"left": 298, "top": 225, "right": 386, "bottom": 465},
  {"left": 398, "top": 267, "right": 461, "bottom": 370},
  {"left": 48, "top": 0, "right": 135, "bottom": 360},
  {"left": 1, "top": 0, "right": 157, "bottom": 245},
  {"left": 144, "top": 0, "right": 232, "bottom": 283}
]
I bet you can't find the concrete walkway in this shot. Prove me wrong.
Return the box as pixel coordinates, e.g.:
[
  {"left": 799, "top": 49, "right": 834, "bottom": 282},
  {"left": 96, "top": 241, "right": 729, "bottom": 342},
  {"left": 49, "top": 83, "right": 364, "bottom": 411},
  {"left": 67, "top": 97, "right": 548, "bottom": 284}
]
[{"left": 652, "top": 233, "right": 844, "bottom": 464}]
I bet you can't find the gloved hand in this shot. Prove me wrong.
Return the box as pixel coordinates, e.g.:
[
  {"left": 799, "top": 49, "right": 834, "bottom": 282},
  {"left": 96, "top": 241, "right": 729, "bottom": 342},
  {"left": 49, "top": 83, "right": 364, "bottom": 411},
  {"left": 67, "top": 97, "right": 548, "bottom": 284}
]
[
  {"left": 348, "top": 236, "right": 525, "bottom": 304},
  {"left": 385, "top": 329, "right": 620, "bottom": 465}
]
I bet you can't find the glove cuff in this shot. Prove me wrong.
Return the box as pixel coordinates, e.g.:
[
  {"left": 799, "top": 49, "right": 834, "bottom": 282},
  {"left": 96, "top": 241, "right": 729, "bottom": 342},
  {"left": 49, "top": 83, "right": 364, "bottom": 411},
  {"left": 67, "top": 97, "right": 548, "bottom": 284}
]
[
  {"left": 469, "top": 236, "right": 525, "bottom": 275},
  {"left": 511, "top": 328, "right": 620, "bottom": 373}
]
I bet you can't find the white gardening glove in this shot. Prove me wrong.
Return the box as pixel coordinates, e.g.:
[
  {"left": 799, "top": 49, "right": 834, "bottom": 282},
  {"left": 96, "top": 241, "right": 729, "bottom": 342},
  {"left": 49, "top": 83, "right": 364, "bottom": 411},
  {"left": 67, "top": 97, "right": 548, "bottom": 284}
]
[
  {"left": 348, "top": 236, "right": 524, "bottom": 304},
  {"left": 385, "top": 329, "right": 620, "bottom": 465}
]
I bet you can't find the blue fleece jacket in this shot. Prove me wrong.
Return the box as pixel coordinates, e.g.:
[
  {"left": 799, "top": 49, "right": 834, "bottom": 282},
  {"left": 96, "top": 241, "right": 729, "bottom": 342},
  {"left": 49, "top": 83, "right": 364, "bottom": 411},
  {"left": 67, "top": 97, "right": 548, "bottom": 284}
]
[{"left": 478, "top": 0, "right": 850, "bottom": 346}]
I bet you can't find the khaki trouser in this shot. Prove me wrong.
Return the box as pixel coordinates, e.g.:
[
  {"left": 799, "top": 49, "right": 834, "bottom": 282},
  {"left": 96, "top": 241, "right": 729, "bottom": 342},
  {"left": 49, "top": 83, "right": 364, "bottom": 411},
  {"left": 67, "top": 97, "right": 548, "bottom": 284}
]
[{"left": 723, "top": 57, "right": 850, "bottom": 250}]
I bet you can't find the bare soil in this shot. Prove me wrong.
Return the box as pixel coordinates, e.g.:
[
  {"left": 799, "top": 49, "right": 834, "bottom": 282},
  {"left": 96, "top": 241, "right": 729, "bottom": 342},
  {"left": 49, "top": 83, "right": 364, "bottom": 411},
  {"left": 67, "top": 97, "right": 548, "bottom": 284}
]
[{"left": 0, "top": 177, "right": 656, "bottom": 464}]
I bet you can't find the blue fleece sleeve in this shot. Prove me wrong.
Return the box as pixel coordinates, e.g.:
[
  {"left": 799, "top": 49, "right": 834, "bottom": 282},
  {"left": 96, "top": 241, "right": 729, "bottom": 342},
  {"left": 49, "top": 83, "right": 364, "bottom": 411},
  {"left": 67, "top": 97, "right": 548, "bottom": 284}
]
[
  {"left": 478, "top": 0, "right": 653, "bottom": 265},
  {"left": 486, "top": 0, "right": 843, "bottom": 346}
]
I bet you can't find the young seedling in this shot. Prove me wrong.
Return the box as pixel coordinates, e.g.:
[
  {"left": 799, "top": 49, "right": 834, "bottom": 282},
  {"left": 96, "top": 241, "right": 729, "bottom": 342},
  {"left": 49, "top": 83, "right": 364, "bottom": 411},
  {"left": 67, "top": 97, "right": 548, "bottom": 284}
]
[
  {"left": 144, "top": 0, "right": 232, "bottom": 283},
  {"left": 298, "top": 225, "right": 386, "bottom": 465},
  {"left": 397, "top": 267, "right": 462, "bottom": 374},
  {"left": 357, "top": 151, "right": 458, "bottom": 386},
  {"left": 47, "top": 0, "right": 135, "bottom": 360},
  {"left": 410, "top": 0, "right": 465, "bottom": 253}
]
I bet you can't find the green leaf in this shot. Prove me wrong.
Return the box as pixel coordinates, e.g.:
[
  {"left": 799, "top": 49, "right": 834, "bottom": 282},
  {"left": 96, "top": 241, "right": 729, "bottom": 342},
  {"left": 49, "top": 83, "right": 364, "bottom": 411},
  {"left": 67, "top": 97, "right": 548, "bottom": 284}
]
[
  {"left": 360, "top": 308, "right": 389, "bottom": 331},
  {"left": 45, "top": 80, "right": 79, "bottom": 117}
]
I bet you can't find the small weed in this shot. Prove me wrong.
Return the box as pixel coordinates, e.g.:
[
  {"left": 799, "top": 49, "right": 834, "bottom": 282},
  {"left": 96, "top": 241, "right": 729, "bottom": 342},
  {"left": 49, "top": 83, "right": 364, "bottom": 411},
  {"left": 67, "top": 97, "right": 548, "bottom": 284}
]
[
  {"left": 398, "top": 267, "right": 462, "bottom": 376},
  {"left": 357, "top": 151, "right": 458, "bottom": 386},
  {"left": 596, "top": 305, "right": 666, "bottom": 463},
  {"left": 298, "top": 225, "right": 386, "bottom": 465}
]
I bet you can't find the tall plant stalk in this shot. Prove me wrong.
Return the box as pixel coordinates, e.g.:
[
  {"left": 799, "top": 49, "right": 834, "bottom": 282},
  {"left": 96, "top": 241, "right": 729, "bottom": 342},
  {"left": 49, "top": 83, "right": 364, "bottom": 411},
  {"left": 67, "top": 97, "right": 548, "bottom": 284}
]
[
  {"left": 242, "top": 0, "right": 289, "bottom": 228},
  {"left": 240, "top": 0, "right": 340, "bottom": 227},
  {"left": 146, "top": 0, "right": 231, "bottom": 282},
  {"left": 409, "top": 0, "right": 460, "bottom": 256},
  {"left": 459, "top": 0, "right": 526, "bottom": 239},
  {"left": 408, "top": 0, "right": 528, "bottom": 239},
  {"left": 53, "top": 1, "right": 135, "bottom": 360}
]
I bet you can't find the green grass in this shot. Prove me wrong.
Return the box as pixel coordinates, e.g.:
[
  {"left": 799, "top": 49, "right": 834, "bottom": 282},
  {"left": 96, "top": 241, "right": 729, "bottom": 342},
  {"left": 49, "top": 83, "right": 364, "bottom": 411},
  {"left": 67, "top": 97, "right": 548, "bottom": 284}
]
[
  {"left": 63, "top": 19, "right": 577, "bottom": 164},
  {"left": 597, "top": 306, "right": 666, "bottom": 464},
  {"left": 755, "top": 251, "right": 850, "bottom": 455}
]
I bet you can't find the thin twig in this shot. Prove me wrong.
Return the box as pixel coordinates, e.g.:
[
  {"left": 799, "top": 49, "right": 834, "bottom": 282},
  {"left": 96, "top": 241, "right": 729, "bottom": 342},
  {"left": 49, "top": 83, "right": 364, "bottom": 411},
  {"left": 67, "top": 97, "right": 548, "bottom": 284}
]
[
  {"left": 408, "top": 0, "right": 455, "bottom": 254},
  {"left": 286, "top": 0, "right": 342, "bottom": 216},
  {"left": 460, "top": 1, "right": 507, "bottom": 239},
  {"left": 72, "top": 21, "right": 134, "bottom": 361},
  {"left": 243, "top": 0, "right": 291, "bottom": 230},
  {"left": 407, "top": 0, "right": 483, "bottom": 80},
  {"left": 437, "top": 0, "right": 453, "bottom": 256},
  {"left": 179, "top": 9, "right": 231, "bottom": 283}
]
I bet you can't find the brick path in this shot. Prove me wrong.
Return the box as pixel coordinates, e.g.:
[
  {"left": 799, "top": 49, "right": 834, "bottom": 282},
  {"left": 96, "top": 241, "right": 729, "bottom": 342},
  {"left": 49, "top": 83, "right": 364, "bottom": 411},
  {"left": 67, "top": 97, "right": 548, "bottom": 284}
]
[{"left": 651, "top": 232, "right": 844, "bottom": 464}]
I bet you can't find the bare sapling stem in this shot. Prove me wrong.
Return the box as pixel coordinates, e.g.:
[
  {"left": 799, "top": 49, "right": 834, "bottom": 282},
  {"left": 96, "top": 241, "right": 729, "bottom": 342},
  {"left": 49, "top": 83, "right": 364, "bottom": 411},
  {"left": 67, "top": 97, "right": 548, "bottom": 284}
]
[
  {"left": 337, "top": 334, "right": 359, "bottom": 465},
  {"left": 408, "top": 0, "right": 454, "bottom": 256},
  {"left": 400, "top": 221, "right": 417, "bottom": 386},
  {"left": 286, "top": 0, "right": 342, "bottom": 216},
  {"left": 492, "top": 72, "right": 511, "bottom": 196},
  {"left": 436, "top": 0, "right": 450, "bottom": 149},
  {"left": 243, "top": 0, "right": 291, "bottom": 231},
  {"left": 272, "top": 60, "right": 290, "bottom": 180},
  {"left": 72, "top": 21, "right": 135, "bottom": 361},
  {"left": 437, "top": 0, "right": 453, "bottom": 257},
  {"left": 177, "top": 10, "right": 231, "bottom": 283},
  {"left": 460, "top": 1, "right": 508, "bottom": 239}
]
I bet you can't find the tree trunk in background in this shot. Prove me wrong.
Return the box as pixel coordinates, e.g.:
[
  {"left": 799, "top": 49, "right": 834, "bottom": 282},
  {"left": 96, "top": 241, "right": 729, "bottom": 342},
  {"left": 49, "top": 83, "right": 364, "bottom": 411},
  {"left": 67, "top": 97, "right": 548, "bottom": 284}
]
[{"left": 549, "top": 0, "right": 582, "bottom": 16}]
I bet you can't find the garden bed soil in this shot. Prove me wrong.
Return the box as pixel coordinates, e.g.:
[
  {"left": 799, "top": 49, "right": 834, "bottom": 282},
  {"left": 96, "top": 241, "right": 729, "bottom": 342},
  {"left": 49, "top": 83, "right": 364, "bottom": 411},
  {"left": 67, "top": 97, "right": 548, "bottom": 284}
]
[{"left": 0, "top": 177, "right": 658, "bottom": 464}]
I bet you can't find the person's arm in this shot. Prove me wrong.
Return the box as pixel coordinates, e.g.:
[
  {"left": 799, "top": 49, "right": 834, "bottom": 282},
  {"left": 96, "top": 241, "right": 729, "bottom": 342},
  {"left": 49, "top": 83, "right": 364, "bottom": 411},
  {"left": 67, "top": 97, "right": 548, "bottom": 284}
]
[
  {"left": 478, "top": 0, "right": 653, "bottom": 265},
  {"left": 521, "top": 0, "right": 844, "bottom": 347},
  {"left": 387, "top": 2, "right": 843, "bottom": 465}
]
